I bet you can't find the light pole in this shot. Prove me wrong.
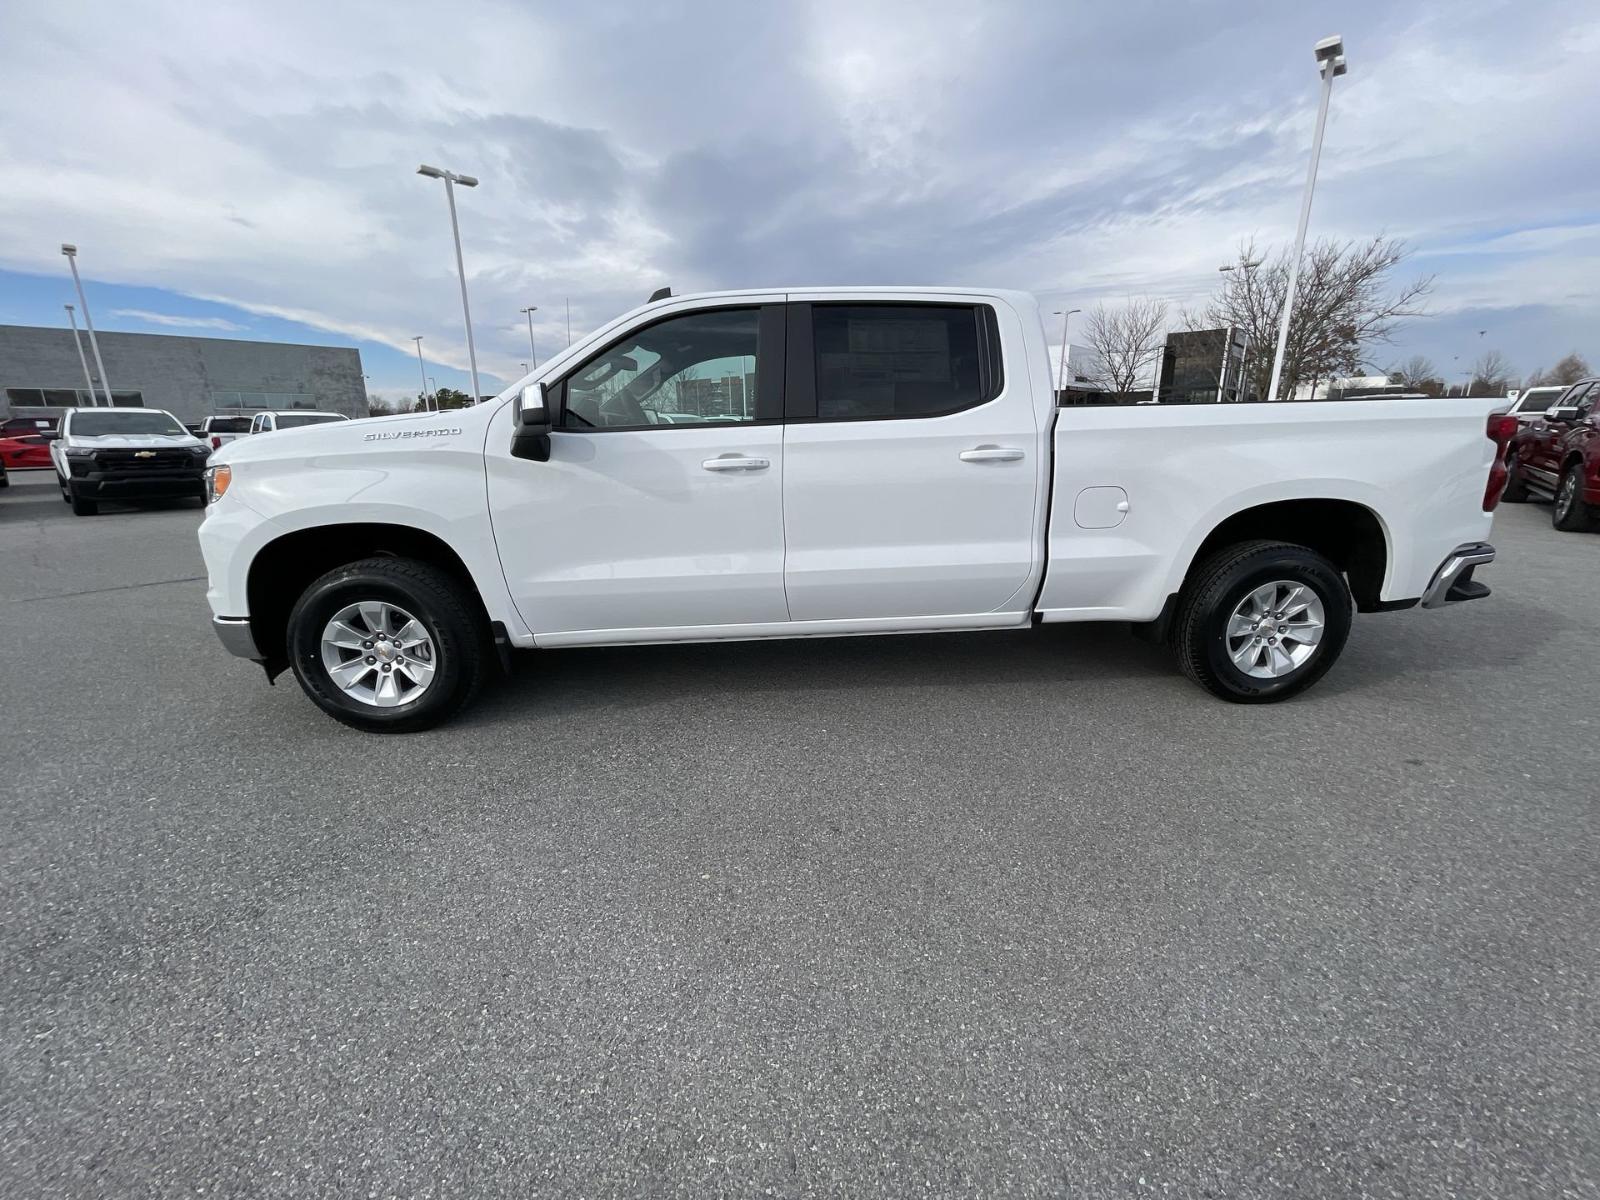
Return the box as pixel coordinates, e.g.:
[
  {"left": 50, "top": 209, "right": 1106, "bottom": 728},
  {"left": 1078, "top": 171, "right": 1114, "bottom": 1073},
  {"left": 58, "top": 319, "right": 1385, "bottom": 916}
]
[
  {"left": 61, "top": 244, "right": 113, "bottom": 405},
  {"left": 411, "top": 335, "right": 432, "bottom": 411},
  {"left": 520, "top": 362, "right": 529, "bottom": 375},
  {"left": 1052, "top": 308, "right": 1081, "bottom": 395},
  {"left": 1265, "top": 35, "right": 1347, "bottom": 404},
  {"left": 520, "top": 305, "right": 538, "bottom": 367},
  {"left": 416, "top": 164, "right": 483, "bottom": 403},
  {"left": 565, "top": 297, "right": 571, "bottom": 347},
  {"left": 64, "top": 304, "right": 97, "bottom": 403},
  {"left": 1219, "top": 260, "right": 1262, "bottom": 400}
]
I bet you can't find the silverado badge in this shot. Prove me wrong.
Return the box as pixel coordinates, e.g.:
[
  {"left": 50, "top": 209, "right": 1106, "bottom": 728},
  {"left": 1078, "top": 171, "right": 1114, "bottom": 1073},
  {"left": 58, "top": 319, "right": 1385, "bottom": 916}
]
[{"left": 134, "top": 451, "right": 157, "bottom": 458}]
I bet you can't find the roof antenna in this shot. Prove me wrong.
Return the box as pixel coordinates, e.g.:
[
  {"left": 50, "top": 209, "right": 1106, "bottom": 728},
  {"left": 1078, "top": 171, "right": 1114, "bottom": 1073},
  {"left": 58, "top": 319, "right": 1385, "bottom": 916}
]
[{"left": 648, "top": 286, "right": 672, "bottom": 303}]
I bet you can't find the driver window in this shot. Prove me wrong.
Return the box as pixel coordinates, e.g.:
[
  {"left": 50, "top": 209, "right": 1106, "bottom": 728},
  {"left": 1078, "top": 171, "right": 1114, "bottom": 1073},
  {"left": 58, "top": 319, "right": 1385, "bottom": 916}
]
[{"left": 561, "top": 308, "right": 759, "bottom": 429}]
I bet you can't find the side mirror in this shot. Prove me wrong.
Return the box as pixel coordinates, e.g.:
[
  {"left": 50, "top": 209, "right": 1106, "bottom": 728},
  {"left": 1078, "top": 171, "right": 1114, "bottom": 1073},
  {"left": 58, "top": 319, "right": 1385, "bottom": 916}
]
[
  {"left": 38, "top": 430, "right": 60, "bottom": 443},
  {"left": 1546, "top": 405, "right": 1581, "bottom": 423},
  {"left": 511, "top": 382, "right": 552, "bottom": 462}
]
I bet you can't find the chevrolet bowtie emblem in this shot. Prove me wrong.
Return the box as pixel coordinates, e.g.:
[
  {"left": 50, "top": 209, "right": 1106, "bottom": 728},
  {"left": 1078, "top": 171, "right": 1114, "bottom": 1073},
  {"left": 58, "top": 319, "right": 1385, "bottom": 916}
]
[{"left": 134, "top": 450, "right": 156, "bottom": 458}]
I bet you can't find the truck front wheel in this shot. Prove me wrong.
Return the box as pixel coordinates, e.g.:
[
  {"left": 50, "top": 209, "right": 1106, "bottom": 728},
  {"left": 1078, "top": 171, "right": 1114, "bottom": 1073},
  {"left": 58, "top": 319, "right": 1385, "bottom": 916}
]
[
  {"left": 1173, "top": 540, "right": 1352, "bottom": 704},
  {"left": 285, "top": 557, "right": 490, "bottom": 733}
]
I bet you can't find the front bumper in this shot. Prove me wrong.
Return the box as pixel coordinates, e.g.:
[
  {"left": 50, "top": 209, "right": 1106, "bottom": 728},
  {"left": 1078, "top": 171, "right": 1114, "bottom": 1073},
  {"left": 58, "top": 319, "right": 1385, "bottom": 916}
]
[
  {"left": 213, "top": 616, "right": 263, "bottom": 660},
  {"left": 70, "top": 470, "right": 205, "bottom": 499},
  {"left": 1420, "top": 542, "right": 1495, "bottom": 609}
]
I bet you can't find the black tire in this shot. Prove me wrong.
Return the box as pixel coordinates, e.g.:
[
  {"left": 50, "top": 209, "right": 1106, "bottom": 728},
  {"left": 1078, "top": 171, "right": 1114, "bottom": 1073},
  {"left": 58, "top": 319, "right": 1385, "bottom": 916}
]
[
  {"left": 286, "top": 557, "right": 489, "bottom": 733},
  {"left": 69, "top": 488, "right": 98, "bottom": 516},
  {"left": 1552, "top": 463, "right": 1597, "bottom": 532},
  {"left": 1173, "top": 540, "right": 1353, "bottom": 704},
  {"left": 1501, "top": 450, "right": 1531, "bottom": 502}
]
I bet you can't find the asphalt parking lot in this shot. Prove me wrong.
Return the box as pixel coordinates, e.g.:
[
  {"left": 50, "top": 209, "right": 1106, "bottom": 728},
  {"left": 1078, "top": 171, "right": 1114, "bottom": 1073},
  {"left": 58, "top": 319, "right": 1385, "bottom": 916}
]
[{"left": 1, "top": 467, "right": 1596, "bottom": 1199}]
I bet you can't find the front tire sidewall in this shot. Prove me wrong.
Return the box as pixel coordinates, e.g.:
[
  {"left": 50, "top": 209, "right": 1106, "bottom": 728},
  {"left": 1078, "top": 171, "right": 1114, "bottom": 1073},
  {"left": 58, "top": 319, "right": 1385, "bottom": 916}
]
[
  {"left": 1188, "top": 550, "right": 1352, "bottom": 703},
  {"left": 287, "top": 565, "right": 476, "bottom": 733},
  {"left": 1502, "top": 452, "right": 1530, "bottom": 502},
  {"left": 1552, "top": 468, "right": 1593, "bottom": 532}
]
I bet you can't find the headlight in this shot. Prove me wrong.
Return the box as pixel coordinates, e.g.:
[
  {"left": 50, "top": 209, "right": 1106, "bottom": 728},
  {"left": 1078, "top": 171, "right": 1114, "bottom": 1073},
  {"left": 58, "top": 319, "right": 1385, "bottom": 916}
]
[
  {"left": 64, "top": 446, "right": 95, "bottom": 457},
  {"left": 205, "top": 464, "right": 231, "bottom": 504},
  {"left": 190, "top": 445, "right": 211, "bottom": 457}
]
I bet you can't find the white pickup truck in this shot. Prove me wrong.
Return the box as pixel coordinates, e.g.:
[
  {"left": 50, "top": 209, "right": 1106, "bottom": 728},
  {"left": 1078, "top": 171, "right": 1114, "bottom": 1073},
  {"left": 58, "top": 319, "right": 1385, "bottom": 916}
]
[{"left": 200, "top": 288, "right": 1512, "bottom": 732}]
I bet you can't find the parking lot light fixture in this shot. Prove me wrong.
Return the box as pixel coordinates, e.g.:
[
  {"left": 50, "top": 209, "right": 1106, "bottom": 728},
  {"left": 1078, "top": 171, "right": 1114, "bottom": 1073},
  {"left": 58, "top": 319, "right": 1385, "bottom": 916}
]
[
  {"left": 412, "top": 335, "right": 433, "bottom": 411},
  {"left": 61, "top": 244, "right": 113, "bottom": 405},
  {"left": 416, "top": 164, "right": 483, "bottom": 403},
  {"left": 64, "top": 304, "right": 97, "bottom": 403},
  {"left": 520, "top": 305, "right": 538, "bottom": 366},
  {"left": 1266, "top": 36, "right": 1348, "bottom": 404},
  {"left": 1052, "top": 308, "right": 1080, "bottom": 394}
]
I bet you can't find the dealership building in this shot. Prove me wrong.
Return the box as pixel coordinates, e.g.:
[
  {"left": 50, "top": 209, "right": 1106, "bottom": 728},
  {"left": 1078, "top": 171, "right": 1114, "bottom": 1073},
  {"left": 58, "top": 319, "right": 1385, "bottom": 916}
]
[{"left": 0, "top": 324, "right": 367, "bottom": 424}]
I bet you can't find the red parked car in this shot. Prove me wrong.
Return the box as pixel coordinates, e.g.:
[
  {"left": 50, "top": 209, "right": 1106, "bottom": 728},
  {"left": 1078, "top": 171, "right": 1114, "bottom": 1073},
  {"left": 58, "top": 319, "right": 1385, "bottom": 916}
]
[
  {"left": 0, "top": 434, "right": 53, "bottom": 470},
  {"left": 1505, "top": 377, "right": 1600, "bottom": 530}
]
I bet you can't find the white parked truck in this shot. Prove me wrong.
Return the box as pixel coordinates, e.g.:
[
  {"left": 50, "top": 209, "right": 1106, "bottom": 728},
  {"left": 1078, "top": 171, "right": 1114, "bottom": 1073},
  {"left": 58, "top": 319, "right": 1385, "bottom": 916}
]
[{"left": 199, "top": 288, "right": 1512, "bottom": 732}]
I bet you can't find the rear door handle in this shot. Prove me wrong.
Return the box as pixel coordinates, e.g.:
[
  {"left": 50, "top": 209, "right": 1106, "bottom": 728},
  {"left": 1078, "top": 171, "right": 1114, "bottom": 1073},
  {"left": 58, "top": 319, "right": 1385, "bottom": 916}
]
[
  {"left": 959, "top": 446, "right": 1025, "bottom": 463},
  {"left": 701, "top": 455, "right": 770, "bottom": 472}
]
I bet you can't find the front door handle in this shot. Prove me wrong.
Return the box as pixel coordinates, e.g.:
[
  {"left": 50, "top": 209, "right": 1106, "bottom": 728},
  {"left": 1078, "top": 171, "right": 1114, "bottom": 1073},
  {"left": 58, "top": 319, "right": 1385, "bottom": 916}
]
[
  {"left": 960, "top": 446, "right": 1025, "bottom": 463},
  {"left": 701, "top": 455, "right": 770, "bottom": 472}
]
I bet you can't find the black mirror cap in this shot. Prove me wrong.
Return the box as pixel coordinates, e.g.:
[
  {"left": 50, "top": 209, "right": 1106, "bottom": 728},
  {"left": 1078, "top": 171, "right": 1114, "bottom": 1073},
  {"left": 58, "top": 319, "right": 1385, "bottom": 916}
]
[{"left": 1547, "top": 405, "right": 1581, "bottom": 422}]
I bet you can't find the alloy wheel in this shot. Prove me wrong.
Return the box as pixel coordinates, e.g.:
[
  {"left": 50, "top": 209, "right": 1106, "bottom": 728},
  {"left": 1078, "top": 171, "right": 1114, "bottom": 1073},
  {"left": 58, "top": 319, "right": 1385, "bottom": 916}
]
[
  {"left": 318, "top": 600, "right": 437, "bottom": 708},
  {"left": 1224, "top": 580, "right": 1326, "bottom": 679}
]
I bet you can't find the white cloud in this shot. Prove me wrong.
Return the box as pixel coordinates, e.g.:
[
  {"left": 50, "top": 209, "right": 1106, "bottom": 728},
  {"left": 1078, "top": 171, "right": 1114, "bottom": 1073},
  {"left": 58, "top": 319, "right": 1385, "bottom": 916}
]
[
  {"left": 0, "top": 0, "right": 1595, "bottom": 380},
  {"left": 112, "top": 309, "right": 246, "bottom": 331}
]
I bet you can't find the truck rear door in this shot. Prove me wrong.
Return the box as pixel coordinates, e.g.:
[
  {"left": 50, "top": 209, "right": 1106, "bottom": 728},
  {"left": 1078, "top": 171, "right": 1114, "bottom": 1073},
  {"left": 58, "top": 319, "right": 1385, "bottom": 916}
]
[{"left": 780, "top": 297, "right": 1043, "bottom": 621}]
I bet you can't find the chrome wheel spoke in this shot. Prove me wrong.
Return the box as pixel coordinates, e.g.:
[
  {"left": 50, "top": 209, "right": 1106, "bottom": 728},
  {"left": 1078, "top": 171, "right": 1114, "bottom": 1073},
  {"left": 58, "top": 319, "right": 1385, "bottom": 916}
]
[
  {"left": 393, "top": 618, "right": 429, "bottom": 651},
  {"left": 1279, "top": 585, "right": 1312, "bottom": 618},
  {"left": 1226, "top": 612, "right": 1256, "bottom": 639},
  {"left": 328, "top": 657, "right": 372, "bottom": 689},
  {"left": 1230, "top": 639, "right": 1262, "bottom": 669},
  {"left": 396, "top": 657, "right": 434, "bottom": 685},
  {"left": 358, "top": 602, "right": 389, "bottom": 636},
  {"left": 326, "top": 620, "right": 368, "bottom": 650}
]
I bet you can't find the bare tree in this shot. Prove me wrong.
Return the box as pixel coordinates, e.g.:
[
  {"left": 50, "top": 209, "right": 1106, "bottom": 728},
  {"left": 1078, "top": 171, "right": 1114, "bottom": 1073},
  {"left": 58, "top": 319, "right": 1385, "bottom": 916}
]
[
  {"left": 1386, "top": 354, "right": 1444, "bottom": 396},
  {"left": 1083, "top": 298, "right": 1168, "bottom": 394},
  {"left": 1526, "top": 352, "right": 1593, "bottom": 388},
  {"left": 1467, "top": 350, "right": 1514, "bottom": 397},
  {"left": 1203, "top": 235, "right": 1431, "bottom": 400}
]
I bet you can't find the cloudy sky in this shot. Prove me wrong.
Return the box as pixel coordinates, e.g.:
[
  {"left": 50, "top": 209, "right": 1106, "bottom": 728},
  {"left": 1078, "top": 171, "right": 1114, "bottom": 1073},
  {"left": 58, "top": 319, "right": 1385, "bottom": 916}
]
[{"left": 1, "top": 0, "right": 1596, "bottom": 401}]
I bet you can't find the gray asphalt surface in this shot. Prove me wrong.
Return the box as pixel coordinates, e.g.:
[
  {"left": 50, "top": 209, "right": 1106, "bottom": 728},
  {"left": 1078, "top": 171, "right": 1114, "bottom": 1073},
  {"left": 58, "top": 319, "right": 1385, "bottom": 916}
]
[{"left": 2, "top": 468, "right": 1596, "bottom": 1198}]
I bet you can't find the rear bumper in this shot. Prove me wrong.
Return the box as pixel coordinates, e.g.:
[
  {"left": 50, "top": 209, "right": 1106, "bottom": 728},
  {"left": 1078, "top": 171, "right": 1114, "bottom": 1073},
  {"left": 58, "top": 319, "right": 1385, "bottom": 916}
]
[
  {"left": 1420, "top": 542, "right": 1495, "bottom": 609},
  {"left": 213, "top": 616, "right": 263, "bottom": 660}
]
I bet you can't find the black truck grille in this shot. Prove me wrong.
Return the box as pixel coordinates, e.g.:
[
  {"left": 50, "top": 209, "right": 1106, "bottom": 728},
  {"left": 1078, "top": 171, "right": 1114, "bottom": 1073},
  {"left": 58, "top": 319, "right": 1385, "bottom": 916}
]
[{"left": 95, "top": 449, "right": 197, "bottom": 470}]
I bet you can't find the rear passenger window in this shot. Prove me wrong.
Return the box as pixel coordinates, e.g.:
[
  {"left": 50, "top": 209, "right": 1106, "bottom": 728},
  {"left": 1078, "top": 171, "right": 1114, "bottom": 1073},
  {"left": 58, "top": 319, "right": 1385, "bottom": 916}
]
[{"left": 812, "top": 304, "right": 990, "bottom": 420}]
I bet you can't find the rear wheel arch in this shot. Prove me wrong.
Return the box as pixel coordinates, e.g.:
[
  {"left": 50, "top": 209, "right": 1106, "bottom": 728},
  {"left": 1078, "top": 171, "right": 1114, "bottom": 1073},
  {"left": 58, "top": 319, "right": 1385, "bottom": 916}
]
[
  {"left": 246, "top": 523, "right": 491, "bottom": 665},
  {"left": 1181, "top": 498, "right": 1391, "bottom": 612}
]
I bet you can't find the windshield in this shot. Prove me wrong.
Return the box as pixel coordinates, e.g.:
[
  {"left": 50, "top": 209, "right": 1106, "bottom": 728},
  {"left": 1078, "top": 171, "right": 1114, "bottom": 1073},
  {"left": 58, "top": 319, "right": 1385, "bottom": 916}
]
[
  {"left": 70, "top": 411, "right": 188, "bottom": 437},
  {"left": 275, "top": 412, "right": 346, "bottom": 429},
  {"left": 206, "top": 416, "right": 252, "bottom": 433}
]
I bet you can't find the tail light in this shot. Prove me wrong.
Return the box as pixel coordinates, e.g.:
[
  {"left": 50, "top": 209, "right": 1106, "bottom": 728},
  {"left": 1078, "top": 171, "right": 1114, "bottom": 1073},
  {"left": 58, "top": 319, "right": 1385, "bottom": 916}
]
[
  {"left": 1483, "top": 412, "right": 1519, "bottom": 511},
  {"left": 211, "top": 435, "right": 222, "bottom": 449}
]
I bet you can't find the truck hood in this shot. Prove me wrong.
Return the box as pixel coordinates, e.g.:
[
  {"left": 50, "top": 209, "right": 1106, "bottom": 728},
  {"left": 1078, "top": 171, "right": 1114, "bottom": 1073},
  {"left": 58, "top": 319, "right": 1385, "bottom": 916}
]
[
  {"left": 68, "top": 432, "right": 207, "bottom": 450},
  {"left": 213, "top": 408, "right": 488, "bottom": 466}
]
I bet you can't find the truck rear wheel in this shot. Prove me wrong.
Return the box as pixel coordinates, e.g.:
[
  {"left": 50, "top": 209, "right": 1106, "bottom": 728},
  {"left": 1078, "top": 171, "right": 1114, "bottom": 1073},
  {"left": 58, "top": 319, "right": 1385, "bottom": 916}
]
[
  {"left": 1173, "top": 540, "right": 1352, "bottom": 703},
  {"left": 286, "top": 557, "right": 490, "bottom": 733}
]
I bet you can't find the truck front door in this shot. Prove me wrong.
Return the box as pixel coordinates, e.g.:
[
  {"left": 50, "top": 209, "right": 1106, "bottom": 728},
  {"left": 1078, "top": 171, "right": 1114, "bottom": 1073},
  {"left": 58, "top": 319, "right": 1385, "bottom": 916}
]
[{"left": 487, "top": 300, "right": 790, "bottom": 638}]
